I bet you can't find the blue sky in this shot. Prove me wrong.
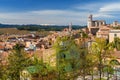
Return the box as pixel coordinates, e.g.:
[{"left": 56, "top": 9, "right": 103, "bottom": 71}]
[{"left": 0, "top": 0, "right": 120, "bottom": 25}]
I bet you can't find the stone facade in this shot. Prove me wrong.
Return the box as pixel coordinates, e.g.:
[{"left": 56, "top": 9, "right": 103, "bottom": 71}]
[
  {"left": 96, "top": 26, "right": 110, "bottom": 39},
  {"left": 109, "top": 30, "right": 120, "bottom": 42},
  {"left": 111, "top": 21, "right": 120, "bottom": 27},
  {"left": 87, "top": 14, "right": 106, "bottom": 35}
]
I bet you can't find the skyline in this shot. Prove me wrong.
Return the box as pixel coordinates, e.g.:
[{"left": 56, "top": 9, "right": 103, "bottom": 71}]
[{"left": 0, "top": 0, "right": 120, "bottom": 25}]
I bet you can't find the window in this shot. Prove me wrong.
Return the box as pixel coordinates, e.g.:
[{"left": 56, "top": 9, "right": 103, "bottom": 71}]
[
  {"left": 114, "top": 34, "right": 117, "bottom": 37},
  {"left": 63, "top": 54, "right": 66, "bottom": 58}
]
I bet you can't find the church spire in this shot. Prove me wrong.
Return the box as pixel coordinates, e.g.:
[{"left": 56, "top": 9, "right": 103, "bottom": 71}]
[{"left": 69, "top": 22, "right": 72, "bottom": 31}]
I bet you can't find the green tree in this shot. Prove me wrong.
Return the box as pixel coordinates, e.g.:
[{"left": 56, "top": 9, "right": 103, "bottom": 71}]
[
  {"left": 53, "top": 36, "right": 80, "bottom": 80},
  {"left": 78, "top": 39, "right": 95, "bottom": 80},
  {"left": 0, "top": 64, "right": 9, "bottom": 80},
  {"left": 78, "top": 47, "right": 88, "bottom": 80},
  {"left": 28, "top": 57, "right": 57, "bottom": 80},
  {"left": 91, "top": 38, "right": 114, "bottom": 80},
  {"left": 7, "top": 44, "right": 31, "bottom": 80},
  {"left": 114, "top": 37, "right": 120, "bottom": 50},
  {"left": 76, "top": 32, "right": 91, "bottom": 80},
  {"left": 86, "top": 52, "right": 98, "bottom": 80},
  {"left": 103, "top": 65, "right": 114, "bottom": 80},
  {"left": 109, "top": 59, "right": 120, "bottom": 80}
]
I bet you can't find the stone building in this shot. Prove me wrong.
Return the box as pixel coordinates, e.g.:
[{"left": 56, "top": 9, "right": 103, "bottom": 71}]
[
  {"left": 96, "top": 26, "right": 110, "bottom": 39},
  {"left": 109, "top": 30, "right": 120, "bottom": 42},
  {"left": 111, "top": 21, "right": 120, "bottom": 27},
  {"left": 88, "top": 14, "right": 106, "bottom": 35}
]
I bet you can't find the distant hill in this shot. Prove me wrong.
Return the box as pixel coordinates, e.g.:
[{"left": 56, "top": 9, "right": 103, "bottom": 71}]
[
  {"left": 0, "top": 24, "right": 87, "bottom": 31},
  {"left": 0, "top": 24, "right": 23, "bottom": 28}
]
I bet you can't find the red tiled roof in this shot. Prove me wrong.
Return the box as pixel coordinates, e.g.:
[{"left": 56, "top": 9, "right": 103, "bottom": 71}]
[{"left": 0, "top": 45, "right": 4, "bottom": 49}]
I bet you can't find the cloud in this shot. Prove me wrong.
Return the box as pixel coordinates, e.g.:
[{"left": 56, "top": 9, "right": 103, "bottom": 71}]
[
  {"left": 0, "top": 10, "right": 88, "bottom": 25},
  {"left": 74, "top": 3, "right": 114, "bottom": 19},
  {"left": 74, "top": 2, "right": 120, "bottom": 24},
  {"left": 0, "top": 2, "right": 120, "bottom": 25},
  {"left": 99, "top": 3, "right": 120, "bottom": 12},
  {"left": 95, "top": 3, "right": 120, "bottom": 20},
  {"left": 31, "top": 10, "right": 88, "bottom": 17},
  {"left": 74, "top": 3, "right": 105, "bottom": 12},
  {"left": 93, "top": 13, "right": 114, "bottom": 18}
]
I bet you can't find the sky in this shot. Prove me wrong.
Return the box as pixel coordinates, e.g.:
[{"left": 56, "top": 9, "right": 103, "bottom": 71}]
[{"left": 0, "top": 0, "right": 120, "bottom": 25}]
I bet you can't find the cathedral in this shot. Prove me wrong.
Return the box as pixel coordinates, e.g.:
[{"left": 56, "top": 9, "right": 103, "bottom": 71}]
[{"left": 87, "top": 14, "right": 106, "bottom": 35}]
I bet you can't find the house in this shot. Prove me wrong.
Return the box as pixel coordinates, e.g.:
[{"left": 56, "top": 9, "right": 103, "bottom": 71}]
[
  {"left": 112, "top": 21, "right": 120, "bottom": 27},
  {"left": 96, "top": 26, "right": 111, "bottom": 39},
  {"left": 109, "top": 30, "right": 120, "bottom": 42}
]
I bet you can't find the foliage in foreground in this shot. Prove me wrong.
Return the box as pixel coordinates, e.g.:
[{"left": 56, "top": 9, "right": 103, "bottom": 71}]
[{"left": 0, "top": 37, "right": 120, "bottom": 80}]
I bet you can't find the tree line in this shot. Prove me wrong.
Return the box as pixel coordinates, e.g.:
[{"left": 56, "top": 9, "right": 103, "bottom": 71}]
[{"left": 17, "top": 25, "right": 86, "bottom": 31}]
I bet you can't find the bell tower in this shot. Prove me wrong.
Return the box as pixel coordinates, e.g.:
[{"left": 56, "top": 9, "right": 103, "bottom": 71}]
[
  {"left": 88, "top": 14, "right": 92, "bottom": 28},
  {"left": 87, "top": 14, "right": 93, "bottom": 34},
  {"left": 69, "top": 22, "right": 72, "bottom": 31}
]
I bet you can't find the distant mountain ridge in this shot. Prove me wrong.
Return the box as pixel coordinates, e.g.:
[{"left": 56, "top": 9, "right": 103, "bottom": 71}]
[{"left": 0, "top": 24, "right": 86, "bottom": 31}]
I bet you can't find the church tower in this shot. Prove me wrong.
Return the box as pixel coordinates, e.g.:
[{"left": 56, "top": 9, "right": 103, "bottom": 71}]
[
  {"left": 69, "top": 22, "right": 72, "bottom": 31},
  {"left": 87, "top": 14, "right": 93, "bottom": 28}
]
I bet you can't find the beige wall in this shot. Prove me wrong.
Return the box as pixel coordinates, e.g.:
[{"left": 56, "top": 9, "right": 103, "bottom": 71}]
[
  {"left": 43, "top": 48, "right": 56, "bottom": 67},
  {"left": 109, "top": 30, "right": 120, "bottom": 42}
]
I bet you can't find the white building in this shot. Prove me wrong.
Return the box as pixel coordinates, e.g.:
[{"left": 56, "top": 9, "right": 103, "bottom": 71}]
[{"left": 109, "top": 30, "right": 120, "bottom": 42}]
